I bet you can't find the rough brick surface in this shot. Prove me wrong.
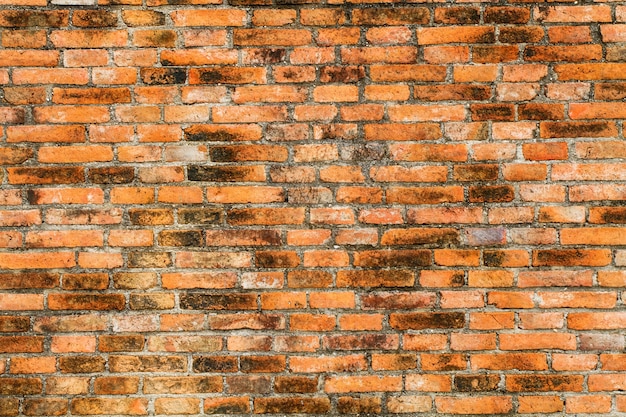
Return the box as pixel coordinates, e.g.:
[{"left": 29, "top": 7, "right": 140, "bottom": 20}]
[{"left": 1, "top": 0, "right": 626, "bottom": 415}]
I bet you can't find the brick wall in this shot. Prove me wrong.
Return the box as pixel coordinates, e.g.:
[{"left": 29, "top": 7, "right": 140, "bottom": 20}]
[{"left": 1, "top": 0, "right": 626, "bottom": 415}]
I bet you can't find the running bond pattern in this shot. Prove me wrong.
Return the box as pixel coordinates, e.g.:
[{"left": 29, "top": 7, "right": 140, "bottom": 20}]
[{"left": 1, "top": 0, "right": 626, "bottom": 415}]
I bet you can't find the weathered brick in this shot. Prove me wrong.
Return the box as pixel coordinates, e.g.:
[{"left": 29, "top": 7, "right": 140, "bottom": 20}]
[
  {"left": 0, "top": 2, "right": 623, "bottom": 413},
  {"left": 390, "top": 312, "right": 465, "bottom": 330},
  {"left": 70, "top": 399, "right": 147, "bottom": 416},
  {"left": 435, "top": 397, "right": 512, "bottom": 415}
]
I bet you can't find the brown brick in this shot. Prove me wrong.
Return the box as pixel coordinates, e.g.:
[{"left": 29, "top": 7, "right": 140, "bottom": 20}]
[
  {"left": 204, "top": 397, "right": 250, "bottom": 414},
  {"left": 59, "top": 356, "right": 105, "bottom": 373},
  {"left": 73, "top": 10, "right": 117, "bottom": 27},
  {"left": 99, "top": 335, "right": 145, "bottom": 352},
  {"left": 22, "top": 398, "right": 68, "bottom": 416},
  {"left": 390, "top": 312, "right": 465, "bottom": 330},
  {"left": 109, "top": 355, "right": 186, "bottom": 373},
  {"left": 94, "top": 376, "right": 139, "bottom": 394},
  {"left": 144, "top": 376, "right": 222, "bottom": 394},
  {"left": 7, "top": 167, "right": 84, "bottom": 184},
  {"left": 0, "top": 378, "right": 42, "bottom": 395},
  {"left": 485, "top": 6, "right": 530, "bottom": 23},
  {"left": 0, "top": 10, "right": 68, "bottom": 27},
  {"left": 70, "top": 399, "right": 147, "bottom": 416},
  {"left": 507, "top": 375, "right": 584, "bottom": 392},
  {"left": 48, "top": 294, "right": 125, "bottom": 311},
  {"left": 234, "top": 29, "right": 311, "bottom": 46},
  {"left": 434, "top": 7, "right": 480, "bottom": 24},
  {"left": 275, "top": 376, "right": 318, "bottom": 393}
]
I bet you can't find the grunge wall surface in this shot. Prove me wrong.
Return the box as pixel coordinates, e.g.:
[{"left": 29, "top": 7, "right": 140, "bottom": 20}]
[{"left": 1, "top": 0, "right": 626, "bottom": 415}]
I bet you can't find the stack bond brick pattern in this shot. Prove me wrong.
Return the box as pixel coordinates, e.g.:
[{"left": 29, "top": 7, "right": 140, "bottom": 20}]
[{"left": 2, "top": 0, "right": 626, "bottom": 415}]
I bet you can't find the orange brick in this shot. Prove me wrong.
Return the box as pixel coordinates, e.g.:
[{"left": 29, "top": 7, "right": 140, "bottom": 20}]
[
  {"left": 388, "top": 105, "right": 466, "bottom": 122},
  {"left": 404, "top": 334, "right": 448, "bottom": 351},
  {"left": 418, "top": 27, "right": 494, "bottom": 45},
  {"left": 469, "top": 313, "right": 515, "bottom": 330},
  {"left": 38, "top": 145, "right": 113, "bottom": 163},
  {"left": 234, "top": 29, "right": 311, "bottom": 46},
  {"left": 518, "top": 396, "right": 563, "bottom": 414},
  {"left": 170, "top": 9, "right": 246, "bottom": 26},
  {"left": 325, "top": 376, "right": 402, "bottom": 393},
  {"left": 553, "top": 354, "right": 597, "bottom": 371},
  {"left": 13, "top": 68, "right": 88, "bottom": 85},
  {"left": 309, "top": 292, "right": 355, "bottom": 309},
  {"left": 566, "top": 395, "right": 611, "bottom": 414},
  {"left": 424, "top": 46, "right": 469, "bottom": 64},
  {"left": 340, "top": 314, "right": 384, "bottom": 331},
  {"left": 366, "top": 27, "right": 412, "bottom": 45},
  {"left": 2, "top": 29, "right": 47, "bottom": 48},
  {"left": 454, "top": 65, "right": 498, "bottom": 82},
  {"left": 500, "top": 333, "right": 576, "bottom": 350},
  {"left": 317, "top": 28, "right": 360, "bottom": 45},
  {"left": 341, "top": 46, "right": 417, "bottom": 64},
  {"left": 289, "top": 355, "right": 365, "bottom": 373},
  {"left": 64, "top": 49, "right": 109, "bottom": 67},
  {"left": 435, "top": 396, "right": 511, "bottom": 415},
  {"left": 51, "top": 335, "right": 96, "bottom": 353}
]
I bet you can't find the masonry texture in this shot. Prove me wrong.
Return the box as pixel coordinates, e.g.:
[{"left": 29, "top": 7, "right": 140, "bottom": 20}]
[{"left": 1, "top": 0, "right": 626, "bottom": 415}]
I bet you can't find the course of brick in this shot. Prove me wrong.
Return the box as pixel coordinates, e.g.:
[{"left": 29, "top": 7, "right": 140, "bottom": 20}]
[{"left": 2, "top": 0, "right": 626, "bottom": 415}]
